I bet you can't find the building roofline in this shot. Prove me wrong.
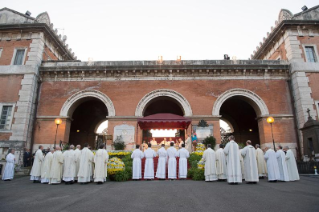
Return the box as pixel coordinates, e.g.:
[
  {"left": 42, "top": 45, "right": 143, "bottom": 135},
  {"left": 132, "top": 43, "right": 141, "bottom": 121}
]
[{"left": 0, "top": 7, "right": 36, "bottom": 20}]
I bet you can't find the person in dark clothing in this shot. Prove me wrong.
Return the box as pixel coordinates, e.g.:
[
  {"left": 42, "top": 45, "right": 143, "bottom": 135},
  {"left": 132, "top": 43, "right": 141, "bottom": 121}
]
[{"left": 23, "top": 149, "right": 31, "bottom": 167}]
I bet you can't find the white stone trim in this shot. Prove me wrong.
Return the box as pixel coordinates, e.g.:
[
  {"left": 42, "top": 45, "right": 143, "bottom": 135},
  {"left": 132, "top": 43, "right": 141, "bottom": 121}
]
[
  {"left": 212, "top": 88, "right": 269, "bottom": 116},
  {"left": 135, "top": 89, "right": 193, "bottom": 116},
  {"left": 10, "top": 47, "right": 28, "bottom": 65},
  {"left": 0, "top": 48, "right": 3, "bottom": 58},
  {"left": 315, "top": 101, "right": 319, "bottom": 119},
  {"left": 302, "top": 44, "right": 319, "bottom": 63},
  {"left": 60, "top": 90, "right": 116, "bottom": 117},
  {"left": 0, "top": 103, "right": 16, "bottom": 132}
]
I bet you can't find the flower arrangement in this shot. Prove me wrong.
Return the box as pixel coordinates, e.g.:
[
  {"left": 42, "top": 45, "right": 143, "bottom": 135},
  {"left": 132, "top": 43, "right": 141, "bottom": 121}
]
[
  {"left": 197, "top": 158, "right": 205, "bottom": 169},
  {"left": 108, "top": 151, "right": 131, "bottom": 156},
  {"left": 107, "top": 157, "right": 125, "bottom": 175},
  {"left": 193, "top": 143, "right": 206, "bottom": 156}
]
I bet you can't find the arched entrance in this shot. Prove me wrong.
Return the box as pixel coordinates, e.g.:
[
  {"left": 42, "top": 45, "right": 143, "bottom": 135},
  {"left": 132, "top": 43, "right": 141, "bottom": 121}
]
[{"left": 213, "top": 89, "right": 269, "bottom": 146}]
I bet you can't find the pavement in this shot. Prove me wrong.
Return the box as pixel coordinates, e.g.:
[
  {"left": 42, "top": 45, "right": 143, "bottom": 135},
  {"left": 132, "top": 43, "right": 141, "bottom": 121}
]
[{"left": 0, "top": 176, "right": 319, "bottom": 212}]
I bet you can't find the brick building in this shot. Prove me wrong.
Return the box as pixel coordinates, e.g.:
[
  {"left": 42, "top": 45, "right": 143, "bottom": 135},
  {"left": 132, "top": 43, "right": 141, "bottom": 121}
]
[{"left": 0, "top": 6, "right": 318, "bottom": 165}]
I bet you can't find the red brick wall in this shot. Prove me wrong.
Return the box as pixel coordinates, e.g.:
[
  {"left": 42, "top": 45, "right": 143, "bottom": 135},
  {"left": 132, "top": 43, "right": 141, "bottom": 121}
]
[
  {"left": 268, "top": 42, "right": 288, "bottom": 60},
  {"left": 307, "top": 72, "right": 319, "bottom": 118},
  {"left": 0, "top": 75, "right": 23, "bottom": 102},
  {"left": 42, "top": 46, "right": 58, "bottom": 61},
  {"left": 0, "top": 132, "right": 12, "bottom": 140},
  {"left": 0, "top": 40, "right": 32, "bottom": 65}
]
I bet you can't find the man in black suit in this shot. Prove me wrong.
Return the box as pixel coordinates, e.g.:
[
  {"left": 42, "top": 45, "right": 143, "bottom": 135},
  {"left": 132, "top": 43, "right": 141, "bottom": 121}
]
[{"left": 23, "top": 149, "right": 31, "bottom": 167}]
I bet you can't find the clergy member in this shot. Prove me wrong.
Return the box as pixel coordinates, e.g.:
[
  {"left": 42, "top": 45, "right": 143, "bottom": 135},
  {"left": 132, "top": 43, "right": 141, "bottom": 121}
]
[
  {"left": 185, "top": 135, "right": 192, "bottom": 153},
  {"left": 276, "top": 146, "right": 289, "bottom": 182},
  {"left": 74, "top": 145, "right": 81, "bottom": 182},
  {"left": 224, "top": 136, "right": 242, "bottom": 184},
  {"left": 49, "top": 146, "right": 64, "bottom": 185},
  {"left": 2, "top": 149, "right": 15, "bottom": 181},
  {"left": 78, "top": 143, "right": 94, "bottom": 184},
  {"left": 283, "top": 146, "right": 300, "bottom": 181},
  {"left": 202, "top": 144, "right": 217, "bottom": 182},
  {"left": 167, "top": 142, "right": 178, "bottom": 180},
  {"left": 41, "top": 148, "right": 54, "bottom": 183},
  {"left": 264, "top": 147, "right": 280, "bottom": 182},
  {"left": 215, "top": 144, "right": 227, "bottom": 181},
  {"left": 144, "top": 143, "right": 157, "bottom": 180},
  {"left": 94, "top": 144, "right": 109, "bottom": 184},
  {"left": 150, "top": 138, "right": 157, "bottom": 146},
  {"left": 241, "top": 140, "right": 259, "bottom": 184},
  {"left": 177, "top": 144, "right": 190, "bottom": 179},
  {"left": 30, "top": 145, "right": 44, "bottom": 183},
  {"left": 63, "top": 145, "right": 77, "bottom": 184},
  {"left": 255, "top": 144, "right": 267, "bottom": 178},
  {"left": 156, "top": 144, "right": 167, "bottom": 180},
  {"left": 131, "top": 145, "right": 144, "bottom": 180}
]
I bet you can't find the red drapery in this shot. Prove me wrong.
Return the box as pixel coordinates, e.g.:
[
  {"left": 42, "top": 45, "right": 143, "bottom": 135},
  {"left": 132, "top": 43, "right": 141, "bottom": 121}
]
[{"left": 138, "top": 113, "right": 191, "bottom": 130}]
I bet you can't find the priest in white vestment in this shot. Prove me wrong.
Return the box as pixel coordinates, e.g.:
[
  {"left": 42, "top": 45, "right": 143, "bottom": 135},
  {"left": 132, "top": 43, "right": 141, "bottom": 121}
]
[
  {"left": 177, "top": 144, "right": 190, "bottom": 179},
  {"left": 144, "top": 143, "right": 157, "bottom": 180},
  {"left": 255, "top": 144, "right": 267, "bottom": 178},
  {"left": 74, "top": 145, "right": 81, "bottom": 181},
  {"left": 63, "top": 145, "right": 77, "bottom": 184},
  {"left": 167, "top": 142, "right": 178, "bottom": 179},
  {"left": 185, "top": 135, "right": 192, "bottom": 153},
  {"left": 224, "top": 136, "right": 242, "bottom": 184},
  {"left": 264, "top": 148, "right": 280, "bottom": 182},
  {"left": 150, "top": 138, "right": 158, "bottom": 146},
  {"left": 94, "top": 144, "right": 109, "bottom": 184},
  {"left": 41, "top": 149, "right": 54, "bottom": 183},
  {"left": 239, "top": 148, "right": 245, "bottom": 180},
  {"left": 49, "top": 147, "right": 64, "bottom": 184},
  {"left": 283, "top": 146, "right": 300, "bottom": 181},
  {"left": 276, "top": 146, "right": 289, "bottom": 182},
  {"left": 156, "top": 144, "right": 167, "bottom": 179},
  {"left": 131, "top": 144, "right": 144, "bottom": 180},
  {"left": 202, "top": 144, "right": 217, "bottom": 182},
  {"left": 78, "top": 143, "right": 94, "bottom": 184},
  {"left": 30, "top": 145, "right": 44, "bottom": 182},
  {"left": 241, "top": 141, "right": 259, "bottom": 183},
  {"left": 215, "top": 144, "right": 227, "bottom": 180},
  {"left": 2, "top": 149, "right": 15, "bottom": 181}
]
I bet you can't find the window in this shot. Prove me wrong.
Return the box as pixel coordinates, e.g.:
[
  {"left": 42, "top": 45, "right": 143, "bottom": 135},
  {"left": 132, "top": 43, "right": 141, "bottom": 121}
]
[
  {"left": 12, "top": 49, "right": 26, "bottom": 65},
  {"left": 0, "top": 106, "right": 13, "bottom": 130},
  {"left": 0, "top": 48, "right": 2, "bottom": 58},
  {"left": 305, "top": 46, "right": 317, "bottom": 62}
]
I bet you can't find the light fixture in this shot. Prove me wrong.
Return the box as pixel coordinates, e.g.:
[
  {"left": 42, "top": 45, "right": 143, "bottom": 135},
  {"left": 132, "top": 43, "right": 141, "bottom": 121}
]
[
  {"left": 249, "top": 129, "right": 252, "bottom": 132},
  {"left": 266, "top": 116, "right": 276, "bottom": 150},
  {"left": 54, "top": 118, "right": 62, "bottom": 148},
  {"left": 266, "top": 117, "right": 274, "bottom": 124},
  {"left": 77, "top": 130, "right": 80, "bottom": 133}
]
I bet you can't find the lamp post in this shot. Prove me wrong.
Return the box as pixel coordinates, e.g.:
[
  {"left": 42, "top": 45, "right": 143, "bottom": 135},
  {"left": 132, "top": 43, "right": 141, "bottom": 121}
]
[
  {"left": 266, "top": 116, "right": 276, "bottom": 151},
  {"left": 54, "top": 118, "right": 62, "bottom": 149}
]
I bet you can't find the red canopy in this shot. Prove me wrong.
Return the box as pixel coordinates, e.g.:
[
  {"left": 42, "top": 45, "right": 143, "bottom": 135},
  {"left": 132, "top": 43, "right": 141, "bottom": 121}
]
[{"left": 138, "top": 113, "right": 191, "bottom": 130}]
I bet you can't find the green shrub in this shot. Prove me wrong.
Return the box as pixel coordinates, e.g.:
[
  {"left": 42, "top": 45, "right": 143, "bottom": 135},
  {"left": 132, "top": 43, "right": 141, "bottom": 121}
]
[
  {"left": 114, "top": 170, "right": 130, "bottom": 181},
  {"left": 202, "top": 136, "right": 216, "bottom": 149},
  {"left": 192, "top": 169, "right": 205, "bottom": 181},
  {"left": 187, "top": 167, "right": 197, "bottom": 178}
]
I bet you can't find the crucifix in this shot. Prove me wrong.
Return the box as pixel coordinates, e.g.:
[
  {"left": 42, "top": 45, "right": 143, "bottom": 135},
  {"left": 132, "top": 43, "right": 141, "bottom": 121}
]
[{"left": 306, "top": 108, "right": 313, "bottom": 120}]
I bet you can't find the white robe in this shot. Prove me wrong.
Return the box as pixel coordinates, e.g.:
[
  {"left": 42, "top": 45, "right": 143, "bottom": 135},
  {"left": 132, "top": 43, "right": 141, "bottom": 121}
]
[
  {"left": 2, "top": 153, "right": 15, "bottom": 180},
  {"left": 78, "top": 147, "right": 94, "bottom": 183},
  {"left": 177, "top": 148, "right": 189, "bottom": 179},
  {"left": 239, "top": 149, "right": 245, "bottom": 180},
  {"left": 131, "top": 149, "right": 144, "bottom": 179},
  {"left": 49, "top": 150, "right": 64, "bottom": 184},
  {"left": 63, "top": 150, "right": 76, "bottom": 182},
  {"left": 41, "top": 152, "right": 53, "bottom": 183},
  {"left": 215, "top": 148, "right": 227, "bottom": 180},
  {"left": 144, "top": 148, "right": 157, "bottom": 179},
  {"left": 264, "top": 149, "right": 280, "bottom": 181},
  {"left": 241, "top": 145, "right": 259, "bottom": 182},
  {"left": 224, "top": 140, "right": 242, "bottom": 183},
  {"left": 94, "top": 149, "right": 109, "bottom": 182},
  {"left": 256, "top": 148, "right": 267, "bottom": 177},
  {"left": 185, "top": 137, "right": 192, "bottom": 153},
  {"left": 74, "top": 148, "right": 81, "bottom": 180},
  {"left": 167, "top": 147, "right": 177, "bottom": 179},
  {"left": 285, "top": 149, "right": 300, "bottom": 181},
  {"left": 202, "top": 148, "right": 217, "bottom": 181},
  {"left": 30, "top": 149, "right": 44, "bottom": 181},
  {"left": 276, "top": 150, "right": 289, "bottom": 182},
  {"left": 156, "top": 147, "right": 167, "bottom": 179}
]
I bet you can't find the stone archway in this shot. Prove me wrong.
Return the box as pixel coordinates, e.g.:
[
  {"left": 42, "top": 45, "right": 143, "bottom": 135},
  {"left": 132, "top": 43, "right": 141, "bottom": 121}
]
[{"left": 135, "top": 89, "right": 193, "bottom": 117}]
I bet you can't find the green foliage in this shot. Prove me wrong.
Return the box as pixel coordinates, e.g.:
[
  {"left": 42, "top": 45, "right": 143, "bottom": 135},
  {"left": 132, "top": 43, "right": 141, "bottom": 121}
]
[
  {"left": 202, "top": 136, "right": 216, "bottom": 149},
  {"left": 113, "top": 140, "right": 126, "bottom": 150},
  {"left": 111, "top": 153, "right": 132, "bottom": 181},
  {"left": 238, "top": 143, "right": 245, "bottom": 149},
  {"left": 189, "top": 153, "right": 202, "bottom": 164},
  {"left": 192, "top": 169, "right": 205, "bottom": 181},
  {"left": 187, "top": 167, "right": 196, "bottom": 178},
  {"left": 114, "top": 170, "right": 130, "bottom": 181},
  {"left": 198, "top": 120, "right": 208, "bottom": 127}
]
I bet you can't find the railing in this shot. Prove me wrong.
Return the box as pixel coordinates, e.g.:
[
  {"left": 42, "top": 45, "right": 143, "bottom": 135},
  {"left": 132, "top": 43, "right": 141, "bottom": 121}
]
[{"left": 297, "top": 161, "right": 319, "bottom": 174}]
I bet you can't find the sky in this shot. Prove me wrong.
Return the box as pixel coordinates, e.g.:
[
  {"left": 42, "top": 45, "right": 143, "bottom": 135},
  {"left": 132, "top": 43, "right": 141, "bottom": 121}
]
[{"left": 2, "top": 0, "right": 318, "bottom": 61}]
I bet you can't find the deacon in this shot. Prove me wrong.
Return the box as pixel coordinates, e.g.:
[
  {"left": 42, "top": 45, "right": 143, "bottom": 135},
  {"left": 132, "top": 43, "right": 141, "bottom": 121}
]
[
  {"left": 144, "top": 143, "right": 157, "bottom": 180},
  {"left": 284, "top": 146, "right": 300, "bottom": 181},
  {"left": 167, "top": 142, "right": 178, "bottom": 180},
  {"left": 49, "top": 146, "right": 64, "bottom": 185},
  {"left": 215, "top": 144, "right": 227, "bottom": 180},
  {"left": 241, "top": 140, "right": 259, "bottom": 183},
  {"left": 30, "top": 145, "right": 44, "bottom": 183},
  {"left": 94, "top": 144, "right": 109, "bottom": 184},
  {"left": 264, "top": 147, "right": 280, "bottom": 182},
  {"left": 276, "top": 146, "right": 289, "bottom": 182},
  {"left": 202, "top": 144, "right": 217, "bottom": 182},
  {"left": 156, "top": 144, "right": 167, "bottom": 180},
  {"left": 74, "top": 145, "right": 81, "bottom": 182},
  {"left": 185, "top": 134, "right": 192, "bottom": 153},
  {"left": 224, "top": 136, "right": 242, "bottom": 184},
  {"left": 41, "top": 148, "right": 54, "bottom": 183},
  {"left": 78, "top": 143, "right": 94, "bottom": 184},
  {"left": 255, "top": 144, "right": 267, "bottom": 178},
  {"left": 2, "top": 149, "right": 15, "bottom": 181},
  {"left": 131, "top": 145, "right": 144, "bottom": 180},
  {"left": 176, "top": 144, "right": 190, "bottom": 179},
  {"left": 63, "top": 145, "right": 76, "bottom": 184}
]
